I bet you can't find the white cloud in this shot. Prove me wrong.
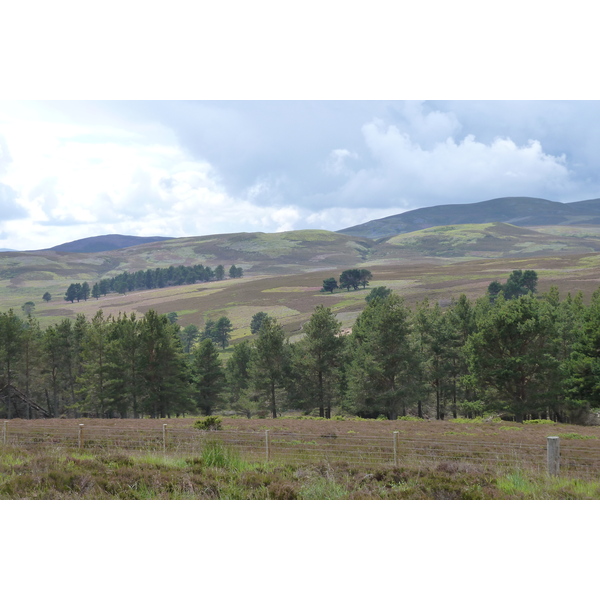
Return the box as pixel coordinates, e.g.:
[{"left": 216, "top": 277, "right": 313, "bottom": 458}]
[
  {"left": 396, "top": 101, "right": 462, "bottom": 149},
  {"left": 0, "top": 134, "right": 12, "bottom": 175},
  {"left": 324, "top": 149, "right": 358, "bottom": 176},
  {"left": 355, "top": 120, "right": 574, "bottom": 206}
]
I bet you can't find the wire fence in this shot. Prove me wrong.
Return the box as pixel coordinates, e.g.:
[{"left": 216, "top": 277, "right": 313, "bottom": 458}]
[{"left": 3, "top": 421, "right": 600, "bottom": 478}]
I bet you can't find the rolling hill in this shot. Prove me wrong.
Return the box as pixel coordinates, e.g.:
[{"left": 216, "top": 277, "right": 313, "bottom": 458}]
[
  {"left": 337, "top": 196, "right": 600, "bottom": 239},
  {"left": 382, "top": 222, "right": 600, "bottom": 258},
  {"left": 46, "top": 234, "right": 174, "bottom": 253},
  {"left": 5, "top": 216, "right": 600, "bottom": 341}
]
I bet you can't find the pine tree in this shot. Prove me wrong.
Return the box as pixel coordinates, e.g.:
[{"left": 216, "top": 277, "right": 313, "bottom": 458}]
[
  {"left": 105, "top": 313, "right": 144, "bottom": 418},
  {"left": 465, "top": 294, "right": 558, "bottom": 422},
  {"left": 214, "top": 316, "right": 233, "bottom": 349},
  {"left": 77, "top": 311, "right": 111, "bottom": 417},
  {"left": 250, "top": 312, "right": 268, "bottom": 334},
  {"left": 190, "top": 339, "right": 225, "bottom": 415},
  {"left": 138, "top": 310, "right": 192, "bottom": 418},
  {"left": 225, "top": 341, "right": 255, "bottom": 417},
  {"left": 347, "top": 294, "right": 420, "bottom": 419},
  {"left": 215, "top": 265, "right": 225, "bottom": 281},
  {"left": 0, "top": 310, "right": 24, "bottom": 418},
  {"left": 180, "top": 324, "right": 200, "bottom": 353},
  {"left": 292, "top": 305, "right": 344, "bottom": 418},
  {"left": 250, "top": 317, "right": 288, "bottom": 418}
]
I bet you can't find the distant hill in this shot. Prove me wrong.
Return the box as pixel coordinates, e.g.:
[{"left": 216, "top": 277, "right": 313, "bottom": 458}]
[
  {"left": 46, "top": 234, "right": 174, "bottom": 253},
  {"left": 0, "top": 230, "right": 377, "bottom": 287},
  {"left": 382, "top": 222, "right": 600, "bottom": 258},
  {"left": 5, "top": 224, "right": 600, "bottom": 330},
  {"left": 337, "top": 196, "right": 600, "bottom": 239}
]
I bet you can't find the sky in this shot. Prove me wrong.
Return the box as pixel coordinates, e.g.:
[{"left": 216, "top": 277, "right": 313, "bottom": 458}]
[{"left": 1, "top": 99, "right": 600, "bottom": 251}]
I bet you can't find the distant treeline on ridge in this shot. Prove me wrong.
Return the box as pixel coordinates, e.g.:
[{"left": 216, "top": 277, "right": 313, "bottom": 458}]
[{"left": 64, "top": 263, "right": 243, "bottom": 302}]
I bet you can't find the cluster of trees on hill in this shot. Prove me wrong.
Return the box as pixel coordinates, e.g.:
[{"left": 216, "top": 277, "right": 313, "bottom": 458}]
[
  {"left": 487, "top": 269, "right": 538, "bottom": 300},
  {"left": 2, "top": 270, "right": 600, "bottom": 423},
  {"left": 63, "top": 263, "right": 243, "bottom": 302},
  {"left": 321, "top": 269, "right": 373, "bottom": 293}
]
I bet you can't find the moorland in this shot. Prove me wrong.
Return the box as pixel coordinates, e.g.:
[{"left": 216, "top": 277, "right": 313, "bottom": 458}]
[
  {"left": 2, "top": 416, "right": 600, "bottom": 499},
  {"left": 7, "top": 203, "right": 600, "bottom": 341}
]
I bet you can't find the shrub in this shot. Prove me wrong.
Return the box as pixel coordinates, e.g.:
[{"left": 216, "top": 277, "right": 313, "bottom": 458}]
[
  {"left": 523, "top": 419, "right": 555, "bottom": 425},
  {"left": 193, "top": 416, "right": 223, "bottom": 431},
  {"left": 396, "top": 416, "right": 423, "bottom": 422},
  {"left": 561, "top": 432, "right": 596, "bottom": 440}
]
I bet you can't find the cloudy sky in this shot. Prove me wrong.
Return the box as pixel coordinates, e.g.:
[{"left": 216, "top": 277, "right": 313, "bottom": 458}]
[{"left": 1, "top": 99, "right": 600, "bottom": 251}]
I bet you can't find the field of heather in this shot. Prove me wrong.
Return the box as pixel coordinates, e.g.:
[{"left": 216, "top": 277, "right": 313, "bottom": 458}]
[{"left": 2, "top": 417, "right": 600, "bottom": 499}]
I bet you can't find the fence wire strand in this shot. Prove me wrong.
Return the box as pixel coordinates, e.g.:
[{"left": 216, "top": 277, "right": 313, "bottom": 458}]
[{"left": 2, "top": 422, "right": 600, "bottom": 477}]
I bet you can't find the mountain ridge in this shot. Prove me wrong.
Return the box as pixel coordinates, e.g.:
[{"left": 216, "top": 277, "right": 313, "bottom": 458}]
[
  {"left": 337, "top": 196, "right": 600, "bottom": 239},
  {"left": 44, "top": 234, "right": 175, "bottom": 253}
]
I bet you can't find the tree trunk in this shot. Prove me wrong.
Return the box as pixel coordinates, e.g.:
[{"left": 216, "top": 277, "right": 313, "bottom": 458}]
[
  {"left": 452, "top": 376, "right": 457, "bottom": 419},
  {"left": 270, "top": 381, "right": 277, "bottom": 419},
  {"left": 318, "top": 371, "right": 325, "bottom": 418}
]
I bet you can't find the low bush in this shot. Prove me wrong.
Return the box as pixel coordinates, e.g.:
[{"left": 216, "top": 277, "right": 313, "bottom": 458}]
[
  {"left": 561, "top": 432, "right": 596, "bottom": 440},
  {"left": 193, "top": 416, "right": 223, "bottom": 431}
]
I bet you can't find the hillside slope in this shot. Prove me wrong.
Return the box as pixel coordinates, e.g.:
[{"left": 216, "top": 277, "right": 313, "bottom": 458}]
[
  {"left": 5, "top": 225, "right": 600, "bottom": 337},
  {"left": 46, "top": 234, "right": 174, "bottom": 253},
  {"left": 338, "top": 196, "right": 600, "bottom": 239},
  {"left": 382, "top": 222, "right": 600, "bottom": 258}
]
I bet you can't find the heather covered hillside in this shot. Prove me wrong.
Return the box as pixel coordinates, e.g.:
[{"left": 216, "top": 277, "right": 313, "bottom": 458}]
[
  {"left": 5, "top": 224, "right": 600, "bottom": 335},
  {"left": 338, "top": 196, "right": 600, "bottom": 239}
]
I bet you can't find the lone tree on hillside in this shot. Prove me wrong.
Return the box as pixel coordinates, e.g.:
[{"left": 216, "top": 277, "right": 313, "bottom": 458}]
[
  {"left": 42, "top": 292, "right": 52, "bottom": 303},
  {"left": 21, "top": 301, "right": 35, "bottom": 316},
  {"left": 321, "top": 277, "right": 339, "bottom": 293},
  {"left": 250, "top": 311, "right": 268, "bottom": 334}
]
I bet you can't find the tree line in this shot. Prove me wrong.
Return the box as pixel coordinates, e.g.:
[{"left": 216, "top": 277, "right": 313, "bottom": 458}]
[
  {"left": 2, "top": 270, "right": 600, "bottom": 423},
  {"left": 63, "top": 263, "right": 244, "bottom": 302}
]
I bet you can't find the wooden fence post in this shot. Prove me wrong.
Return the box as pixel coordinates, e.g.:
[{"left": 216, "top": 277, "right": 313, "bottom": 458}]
[
  {"left": 393, "top": 431, "right": 399, "bottom": 467},
  {"left": 78, "top": 424, "right": 84, "bottom": 449},
  {"left": 163, "top": 424, "right": 167, "bottom": 453},
  {"left": 265, "top": 430, "right": 270, "bottom": 462},
  {"left": 3, "top": 421, "right": 6, "bottom": 445},
  {"left": 547, "top": 436, "right": 560, "bottom": 476}
]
